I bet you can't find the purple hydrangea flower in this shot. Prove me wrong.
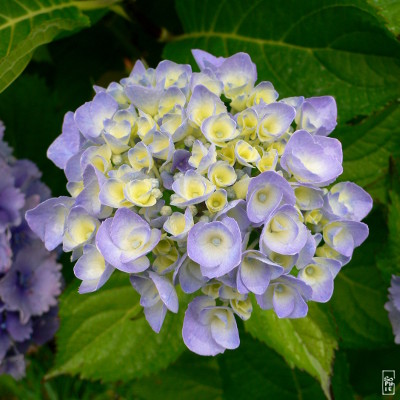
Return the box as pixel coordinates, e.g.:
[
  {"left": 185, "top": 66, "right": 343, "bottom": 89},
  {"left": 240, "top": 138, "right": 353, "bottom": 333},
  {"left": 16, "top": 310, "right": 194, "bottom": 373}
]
[
  {"left": 0, "top": 243, "right": 61, "bottom": 324},
  {"left": 256, "top": 275, "right": 312, "bottom": 318},
  {"left": 96, "top": 207, "right": 161, "bottom": 273},
  {"left": 25, "top": 50, "right": 373, "bottom": 357},
  {"left": 187, "top": 217, "right": 241, "bottom": 278},
  {"left": 295, "top": 96, "right": 337, "bottom": 136},
  {"left": 385, "top": 276, "right": 400, "bottom": 344},
  {"left": 246, "top": 171, "right": 296, "bottom": 224},
  {"left": 281, "top": 130, "right": 343, "bottom": 186},
  {"left": 182, "top": 296, "right": 239, "bottom": 356},
  {"left": 130, "top": 271, "right": 178, "bottom": 333},
  {"left": 0, "top": 122, "right": 62, "bottom": 378}
]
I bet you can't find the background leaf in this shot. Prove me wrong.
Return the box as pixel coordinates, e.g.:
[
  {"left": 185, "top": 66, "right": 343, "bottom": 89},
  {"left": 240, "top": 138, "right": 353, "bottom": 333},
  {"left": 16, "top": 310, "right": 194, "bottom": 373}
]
[
  {"left": 329, "top": 208, "right": 394, "bottom": 349},
  {"left": 218, "top": 332, "right": 325, "bottom": 400},
  {"left": 130, "top": 352, "right": 223, "bottom": 400},
  {"left": 47, "top": 273, "right": 187, "bottom": 381},
  {"left": 334, "top": 102, "right": 400, "bottom": 203},
  {"left": 0, "top": 0, "right": 92, "bottom": 93},
  {"left": 377, "top": 158, "right": 400, "bottom": 283},
  {"left": 367, "top": 0, "right": 400, "bottom": 36},
  {"left": 164, "top": 0, "right": 400, "bottom": 123},
  {"left": 245, "top": 301, "right": 337, "bottom": 398}
]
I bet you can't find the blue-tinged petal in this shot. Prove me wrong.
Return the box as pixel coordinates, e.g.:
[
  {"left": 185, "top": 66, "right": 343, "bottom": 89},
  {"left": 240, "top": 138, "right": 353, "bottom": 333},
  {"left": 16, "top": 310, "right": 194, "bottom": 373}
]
[
  {"left": 144, "top": 301, "right": 167, "bottom": 333},
  {"left": 246, "top": 171, "right": 295, "bottom": 224},
  {"left": 47, "top": 112, "right": 84, "bottom": 169},
  {"left": 75, "top": 92, "right": 118, "bottom": 141},
  {"left": 296, "top": 96, "right": 337, "bottom": 136},
  {"left": 210, "top": 308, "right": 240, "bottom": 349},
  {"left": 25, "top": 196, "right": 74, "bottom": 251},
  {"left": 182, "top": 296, "right": 225, "bottom": 356},
  {"left": 125, "top": 85, "right": 163, "bottom": 116}
]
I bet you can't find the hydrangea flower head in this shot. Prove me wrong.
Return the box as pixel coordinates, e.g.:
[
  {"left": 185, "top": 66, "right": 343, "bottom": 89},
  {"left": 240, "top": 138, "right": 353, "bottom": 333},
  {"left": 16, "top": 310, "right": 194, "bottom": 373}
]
[
  {"left": 0, "top": 123, "right": 62, "bottom": 378},
  {"left": 27, "top": 50, "right": 372, "bottom": 356}
]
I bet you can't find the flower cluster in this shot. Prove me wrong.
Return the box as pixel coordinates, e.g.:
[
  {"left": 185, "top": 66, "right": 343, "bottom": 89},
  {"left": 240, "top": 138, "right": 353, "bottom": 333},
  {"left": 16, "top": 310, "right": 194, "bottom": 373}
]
[
  {"left": 0, "top": 122, "right": 62, "bottom": 378},
  {"left": 385, "top": 276, "right": 400, "bottom": 344},
  {"left": 26, "top": 50, "right": 372, "bottom": 356}
]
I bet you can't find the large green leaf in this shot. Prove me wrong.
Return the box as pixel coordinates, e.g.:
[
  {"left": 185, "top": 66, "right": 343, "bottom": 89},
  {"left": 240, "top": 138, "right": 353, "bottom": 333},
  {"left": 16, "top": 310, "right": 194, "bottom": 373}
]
[
  {"left": 219, "top": 333, "right": 325, "bottom": 400},
  {"left": 0, "top": 0, "right": 93, "bottom": 93},
  {"left": 329, "top": 208, "right": 394, "bottom": 348},
  {"left": 47, "top": 273, "right": 187, "bottom": 382},
  {"left": 377, "top": 159, "right": 400, "bottom": 283},
  {"left": 129, "top": 353, "right": 223, "bottom": 400},
  {"left": 245, "top": 302, "right": 338, "bottom": 398},
  {"left": 164, "top": 0, "right": 400, "bottom": 123},
  {"left": 367, "top": 0, "right": 400, "bottom": 36},
  {"left": 334, "top": 102, "right": 400, "bottom": 200}
]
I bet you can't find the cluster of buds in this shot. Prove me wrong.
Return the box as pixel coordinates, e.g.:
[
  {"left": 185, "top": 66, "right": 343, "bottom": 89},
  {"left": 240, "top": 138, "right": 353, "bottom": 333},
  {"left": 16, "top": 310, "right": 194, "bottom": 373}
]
[{"left": 27, "top": 50, "right": 372, "bottom": 355}]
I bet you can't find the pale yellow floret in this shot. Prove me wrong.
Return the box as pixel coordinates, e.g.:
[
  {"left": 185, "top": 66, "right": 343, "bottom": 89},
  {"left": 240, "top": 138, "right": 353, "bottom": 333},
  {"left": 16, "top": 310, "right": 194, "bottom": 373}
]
[
  {"left": 305, "top": 209, "right": 323, "bottom": 225},
  {"left": 232, "top": 174, "right": 251, "bottom": 199},
  {"left": 218, "top": 143, "right": 236, "bottom": 166},
  {"left": 153, "top": 238, "right": 173, "bottom": 256},
  {"left": 205, "top": 116, "right": 238, "bottom": 147},
  {"left": 153, "top": 246, "right": 179, "bottom": 274},
  {"left": 201, "top": 282, "right": 222, "bottom": 299},
  {"left": 257, "top": 149, "right": 278, "bottom": 172},
  {"left": 137, "top": 114, "right": 158, "bottom": 140},
  {"left": 231, "top": 298, "right": 252, "bottom": 320},
  {"left": 68, "top": 217, "right": 97, "bottom": 246},
  {"left": 191, "top": 103, "right": 216, "bottom": 127},
  {"left": 124, "top": 179, "right": 160, "bottom": 207},
  {"left": 107, "top": 122, "right": 130, "bottom": 140},
  {"left": 128, "top": 144, "right": 154, "bottom": 172},
  {"left": 268, "top": 252, "right": 296, "bottom": 270},
  {"left": 237, "top": 109, "right": 258, "bottom": 139},
  {"left": 230, "top": 94, "right": 248, "bottom": 113},
  {"left": 189, "top": 142, "right": 207, "bottom": 168},
  {"left": 206, "top": 190, "right": 228, "bottom": 213},
  {"left": 87, "top": 144, "right": 112, "bottom": 173},
  {"left": 235, "top": 140, "right": 260, "bottom": 165},
  {"left": 158, "top": 92, "right": 186, "bottom": 118},
  {"left": 246, "top": 85, "right": 277, "bottom": 107},
  {"left": 105, "top": 180, "right": 131, "bottom": 207},
  {"left": 67, "top": 181, "right": 84, "bottom": 198},
  {"left": 208, "top": 162, "right": 237, "bottom": 188},
  {"left": 258, "top": 115, "right": 282, "bottom": 142},
  {"left": 184, "top": 179, "right": 207, "bottom": 199},
  {"left": 266, "top": 214, "right": 293, "bottom": 242},
  {"left": 149, "top": 134, "right": 171, "bottom": 156},
  {"left": 316, "top": 244, "right": 341, "bottom": 260},
  {"left": 192, "top": 73, "right": 222, "bottom": 96},
  {"left": 267, "top": 141, "right": 286, "bottom": 156},
  {"left": 167, "top": 213, "right": 187, "bottom": 236}
]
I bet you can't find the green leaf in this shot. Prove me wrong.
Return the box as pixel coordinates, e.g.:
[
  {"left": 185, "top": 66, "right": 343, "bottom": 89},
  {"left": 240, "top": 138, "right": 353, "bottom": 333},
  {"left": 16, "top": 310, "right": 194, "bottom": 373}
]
[
  {"left": 334, "top": 102, "right": 400, "bottom": 202},
  {"left": 219, "top": 331, "right": 325, "bottom": 400},
  {"left": 377, "top": 158, "right": 400, "bottom": 282},
  {"left": 345, "top": 346, "right": 400, "bottom": 398},
  {"left": 329, "top": 208, "right": 394, "bottom": 348},
  {"left": 0, "top": 0, "right": 92, "bottom": 93},
  {"left": 367, "top": 0, "right": 400, "bottom": 36},
  {"left": 245, "top": 302, "right": 338, "bottom": 398},
  {"left": 331, "top": 352, "right": 354, "bottom": 400},
  {"left": 164, "top": 0, "right": 400, "bottom": 123},
  {"left": 47, "top": 273, "right": 187, "bottom": 382},
  {"left": 0, "top": 74, "right": 69, "bottom": 197},
  {"left": 129, "top": 352, "right": 223, "bottom": 400}
]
